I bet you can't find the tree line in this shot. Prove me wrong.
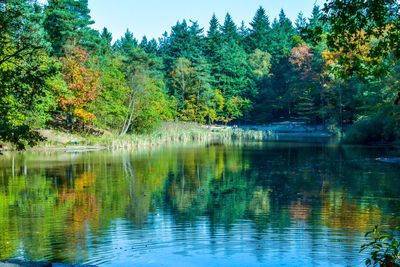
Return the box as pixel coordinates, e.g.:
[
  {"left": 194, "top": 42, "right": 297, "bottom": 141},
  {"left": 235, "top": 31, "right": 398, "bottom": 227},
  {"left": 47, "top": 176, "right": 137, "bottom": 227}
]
[{"left": 0, "top": 0, "right": 399, "bottom": 148}]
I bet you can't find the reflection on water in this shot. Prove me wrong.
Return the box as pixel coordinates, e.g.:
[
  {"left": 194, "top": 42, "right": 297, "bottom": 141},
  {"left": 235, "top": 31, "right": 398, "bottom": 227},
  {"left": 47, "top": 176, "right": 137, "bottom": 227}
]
[{"left": 0, "top": 142, "right": 399, "bottom": 266}]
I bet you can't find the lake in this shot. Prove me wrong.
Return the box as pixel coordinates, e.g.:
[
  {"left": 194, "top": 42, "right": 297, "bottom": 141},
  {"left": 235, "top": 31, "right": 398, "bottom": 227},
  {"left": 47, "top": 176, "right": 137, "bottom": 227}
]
[{"left": 0, "top": 141, "right": 399, "bottom": 266}]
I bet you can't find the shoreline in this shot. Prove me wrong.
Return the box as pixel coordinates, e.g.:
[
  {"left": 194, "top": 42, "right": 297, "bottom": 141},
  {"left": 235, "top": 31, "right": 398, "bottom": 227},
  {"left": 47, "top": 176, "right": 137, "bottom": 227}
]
[
  {"left": 2, "top": 122, "right": 399, "bottom": 154},
  {"left": 29, "top": 122, "right": 335, "bottom": 152}
]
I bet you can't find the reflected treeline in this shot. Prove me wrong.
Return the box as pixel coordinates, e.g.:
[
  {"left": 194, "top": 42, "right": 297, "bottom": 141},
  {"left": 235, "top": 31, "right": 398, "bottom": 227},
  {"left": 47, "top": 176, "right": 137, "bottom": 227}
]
[{"left": 0, "top": 143, "right": 399, "bottom": 263}]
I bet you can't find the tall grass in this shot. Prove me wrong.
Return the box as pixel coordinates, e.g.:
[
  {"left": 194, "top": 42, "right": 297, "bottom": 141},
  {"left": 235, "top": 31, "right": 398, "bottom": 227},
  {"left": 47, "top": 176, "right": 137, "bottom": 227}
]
[{"left": 82, "top": 122, "right": 270, "bottom": 150}]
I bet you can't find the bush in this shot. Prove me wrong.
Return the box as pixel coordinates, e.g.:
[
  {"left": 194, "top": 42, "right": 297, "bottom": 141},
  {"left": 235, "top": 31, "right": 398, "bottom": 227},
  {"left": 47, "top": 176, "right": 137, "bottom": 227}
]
[
  {"left": 344, "top": 112, "right": 399, "bottom": 144},
  {"left": 360, "top": 225, "right": 400, "bottom": 267}
]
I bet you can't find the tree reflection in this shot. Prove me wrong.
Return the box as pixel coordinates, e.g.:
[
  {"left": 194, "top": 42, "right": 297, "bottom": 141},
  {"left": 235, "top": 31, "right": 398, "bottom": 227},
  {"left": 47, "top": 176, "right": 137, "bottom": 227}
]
[{"left": 0, "top": 143, "right": 399, "bottom": 263}]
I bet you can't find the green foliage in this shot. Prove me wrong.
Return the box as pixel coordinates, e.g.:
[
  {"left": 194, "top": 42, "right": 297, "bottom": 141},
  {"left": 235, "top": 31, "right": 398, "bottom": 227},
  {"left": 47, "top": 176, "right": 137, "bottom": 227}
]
[
  {"left": 113, "top": 29, "right": 138, "bottom": 56},
  {"left": 2, "top": 0, "right": 400, "bottom": 148},
  {"left": 213, "top": 40, "right": 255, "bottom": 99},
  {"left": 248, "top": 49, "right": 272, "bottom": 78},
  {"left": 160, "top": 20, "right": 205, "bottom": 69},
  {"left": 221, "top": 13, "right": 239, "bottom": 41},
  {"left": 361, "top": 225, "right": 400, "bottom": 267},
  {"left": 169, "top": 57, "right": 221, "bottom": 123},
  {"left": 223, "top": 96, "right": 251, "bottom": 123},
  {"left": 0, "top": 0, "right": 56, "bottom": 149},
  {"left": 121, "top": 48, "right": 175, "bottom": 134},
  {"left": 247, "top": 7, "right": 271, "bottom": 52},
  {"left": 269, "top": 9, "right": 296, "bottom": 61},
  {"left": 344, "top": 110, "right": 400, "bottom": 144},
  {"left": 323, "top": 0, "right": 400, "bottom": 141},
  {"left": 88, "top": 55, "right": 130, "bottom": 130},
  {"left": 44, "top": 0, "right": 95, "bottom": 56}
]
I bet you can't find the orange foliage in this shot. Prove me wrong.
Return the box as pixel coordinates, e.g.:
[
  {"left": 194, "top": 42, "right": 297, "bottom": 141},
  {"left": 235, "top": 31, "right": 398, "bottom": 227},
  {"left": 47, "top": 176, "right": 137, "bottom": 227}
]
[
  {"left": 289, "top": 43, "right": 314, "bottom": 77},
  {"left": 59, "top": 47, "right": 100, "bottom": 123}
]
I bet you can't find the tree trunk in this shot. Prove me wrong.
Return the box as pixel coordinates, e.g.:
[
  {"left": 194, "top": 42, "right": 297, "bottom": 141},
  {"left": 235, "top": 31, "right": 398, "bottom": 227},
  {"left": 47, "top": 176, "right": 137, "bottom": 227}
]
[{"left": 120, "top": 93, "right": 135, "bottom": 136}]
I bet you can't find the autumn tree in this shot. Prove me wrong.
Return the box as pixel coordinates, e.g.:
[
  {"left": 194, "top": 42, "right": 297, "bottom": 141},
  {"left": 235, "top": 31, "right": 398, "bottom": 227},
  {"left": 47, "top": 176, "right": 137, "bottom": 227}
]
[
  {"left": 59, "top": 46, "right": 99, "bottom": 126},
  {"left": 288, "top": 44, "right": 318, "bottom": 122}
]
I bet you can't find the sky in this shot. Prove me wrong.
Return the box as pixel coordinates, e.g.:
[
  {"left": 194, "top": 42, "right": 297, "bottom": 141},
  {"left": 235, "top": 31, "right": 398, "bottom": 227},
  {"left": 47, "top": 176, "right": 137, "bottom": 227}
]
[{"left": 89, "top": 0, "right": 325, "bottom": 42}]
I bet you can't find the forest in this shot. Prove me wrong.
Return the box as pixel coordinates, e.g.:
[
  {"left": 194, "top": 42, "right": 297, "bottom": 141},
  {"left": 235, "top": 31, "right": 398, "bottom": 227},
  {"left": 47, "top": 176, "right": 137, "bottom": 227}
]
[{"left": 0, "top": 0, "right": 399, "bottom": 149}]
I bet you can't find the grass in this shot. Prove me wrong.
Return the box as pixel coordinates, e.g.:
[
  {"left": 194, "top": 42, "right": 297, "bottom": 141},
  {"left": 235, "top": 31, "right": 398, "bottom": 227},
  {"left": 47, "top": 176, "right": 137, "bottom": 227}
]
[{"left": 30, "top": 122, "right": 270, "bottom": 151}]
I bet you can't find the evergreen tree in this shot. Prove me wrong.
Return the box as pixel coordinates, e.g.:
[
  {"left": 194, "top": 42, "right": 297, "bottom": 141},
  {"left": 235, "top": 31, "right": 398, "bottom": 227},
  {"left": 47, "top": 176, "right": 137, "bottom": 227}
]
[
  {"left": 221, "top": 13, "right": 239, "bottom": 41},
  {"left": 139, "top": 36, "right": 148, "bottom": 50},
  {"left": 101, "top": 28, "right": 113, "bottom": 47},
  {"left": 160, "top": 20, "right": 205, "bottom": 69},
  {"left": 146, "top": 39, "right": 159, "bottom": 54},
  {"left": 44, "top": 0, "right": 94, "bottom": 55},
  {"left": 139, "top": 36, "right": 158, "bottom": 54},
  {"left": 247, "top": 6, "right": 271, "bottom": 52},
  {"left": 169, "top": 57, "right": 216, "bottom": 123},
  {"left": 269, "top": 9, "right": 296, "bottom": 61},
  {"left": 238, "top": 21, "right": 249, "bottom": 40},
  {"left": 213, "top": 40, "right": 255, "bottom": 99},
  {"left": 207, "top": 14, "right": 221, "bottom": 42},
  {"left": 303, "top": 5, "right": 324, "bottom": 45},
  {"left": 114, "top": 29, "right": 138, "bottom": 56},
  {"left": 206, "top": 14, "right": 221, "bottom": 59},
  {"left": 256, "top": 9, "right": 296, "bottom": 120},
  {"left": 295, "top": 12, "right": 307, "bottom": 36},
  {"left": 100, "top": 27, "right": 113, "bottom": 54}
]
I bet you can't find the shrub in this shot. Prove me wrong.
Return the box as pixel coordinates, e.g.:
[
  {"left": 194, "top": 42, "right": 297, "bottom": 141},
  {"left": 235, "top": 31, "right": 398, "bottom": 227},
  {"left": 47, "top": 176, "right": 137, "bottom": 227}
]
[
  {"left": 344, "top": 112, "right": 399, "bottom": 144},
  {"left": 360, "top": 225, "right": 400, "bottom": 267}
]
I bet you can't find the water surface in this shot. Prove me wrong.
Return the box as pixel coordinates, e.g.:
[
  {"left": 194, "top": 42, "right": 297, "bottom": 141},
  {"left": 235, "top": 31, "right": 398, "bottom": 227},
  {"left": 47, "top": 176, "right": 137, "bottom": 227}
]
[{"left": 0, "top": 142, "right": 399, "bottom": 266}]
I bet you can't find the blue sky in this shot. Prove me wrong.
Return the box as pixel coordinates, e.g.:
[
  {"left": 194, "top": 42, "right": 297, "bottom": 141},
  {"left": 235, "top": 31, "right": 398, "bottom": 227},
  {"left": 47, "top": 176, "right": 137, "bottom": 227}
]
[{"left": 88, "top": 0, "right": 325, "bottom": 42}]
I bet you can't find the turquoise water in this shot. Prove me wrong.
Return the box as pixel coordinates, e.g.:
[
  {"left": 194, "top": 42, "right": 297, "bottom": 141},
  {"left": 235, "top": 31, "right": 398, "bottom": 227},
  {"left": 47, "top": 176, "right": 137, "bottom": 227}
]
[{"left": 0, "top": 142, "right": 399, "bottom": 266}]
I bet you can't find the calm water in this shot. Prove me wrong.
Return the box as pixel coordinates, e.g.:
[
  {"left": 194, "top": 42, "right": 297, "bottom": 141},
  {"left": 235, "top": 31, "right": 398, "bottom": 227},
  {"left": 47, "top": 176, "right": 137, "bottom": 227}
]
[{"left": 0, "top": 142, "right": 399, "bottom": 266}]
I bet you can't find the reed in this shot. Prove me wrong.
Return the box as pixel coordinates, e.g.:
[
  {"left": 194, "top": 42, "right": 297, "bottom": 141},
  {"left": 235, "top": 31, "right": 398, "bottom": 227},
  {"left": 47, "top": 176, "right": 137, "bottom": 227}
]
[
  {"left": 2, "top": 122, "right": 274, "bottom": 152},
  {"left": 82, "top": 122, "right": 271, "bottom": 150}
]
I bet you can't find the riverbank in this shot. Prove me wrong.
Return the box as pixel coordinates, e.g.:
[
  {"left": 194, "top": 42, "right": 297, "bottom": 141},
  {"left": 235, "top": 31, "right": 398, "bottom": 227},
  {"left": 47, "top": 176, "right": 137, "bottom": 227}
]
[
  {"left": 25, "top": 123, "right": 270, "bottom": 152},
  {"left": 0, "top": 122, "right": 336, "bottom": 153}
]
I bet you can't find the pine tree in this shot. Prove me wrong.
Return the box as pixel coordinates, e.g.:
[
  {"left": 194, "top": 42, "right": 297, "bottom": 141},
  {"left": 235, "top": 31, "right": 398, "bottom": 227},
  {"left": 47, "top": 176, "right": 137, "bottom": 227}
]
[
  {"left": 146, "top": 39, "right": 159, "bottom": 54},
  {"left": 44, "top": 0, "right": 94, "bottom": 55},
  {"left": 221, "top": 13, "right": 239, "bottom": 41},
  {"left": 206, "top": 14, "right": 221, "bottom": 59},
  {"left": 139, "top": 36, "right": 158, "bottom": 54},
  {"left": 269, "top": 9, "right": 295, "bottom": 60},
  {"left": 114, "top": 29, "right": 138, "bottom": 56},
  {"left": 161, "top": 20, "right": 205, "bottom": 69},
  {"left": 247, "top": 6, "right": 271, "bottom": 52},
  {"left": 238, "top": 21, "right": 249, "bottom": 40},
  {"left": 295, "top": 12, "right": 307, "bottom": 36},
  {"left": 207, "top": 14, "right": 221, "bottom": 41},
  {"left": 101, "top": 28, "right": 113, "bottom": 46},
  {"left": 100, "top": 27, "right": 113, "bottom": 54},
  {"left": 213, "top": 40, "right": 255, "bottom": 99},
  {"left": 139, "top": 36, "right": 148, "bottom": 50},
  {"left": 303, "top": 5, "right": 324, "bottom": 45}
]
